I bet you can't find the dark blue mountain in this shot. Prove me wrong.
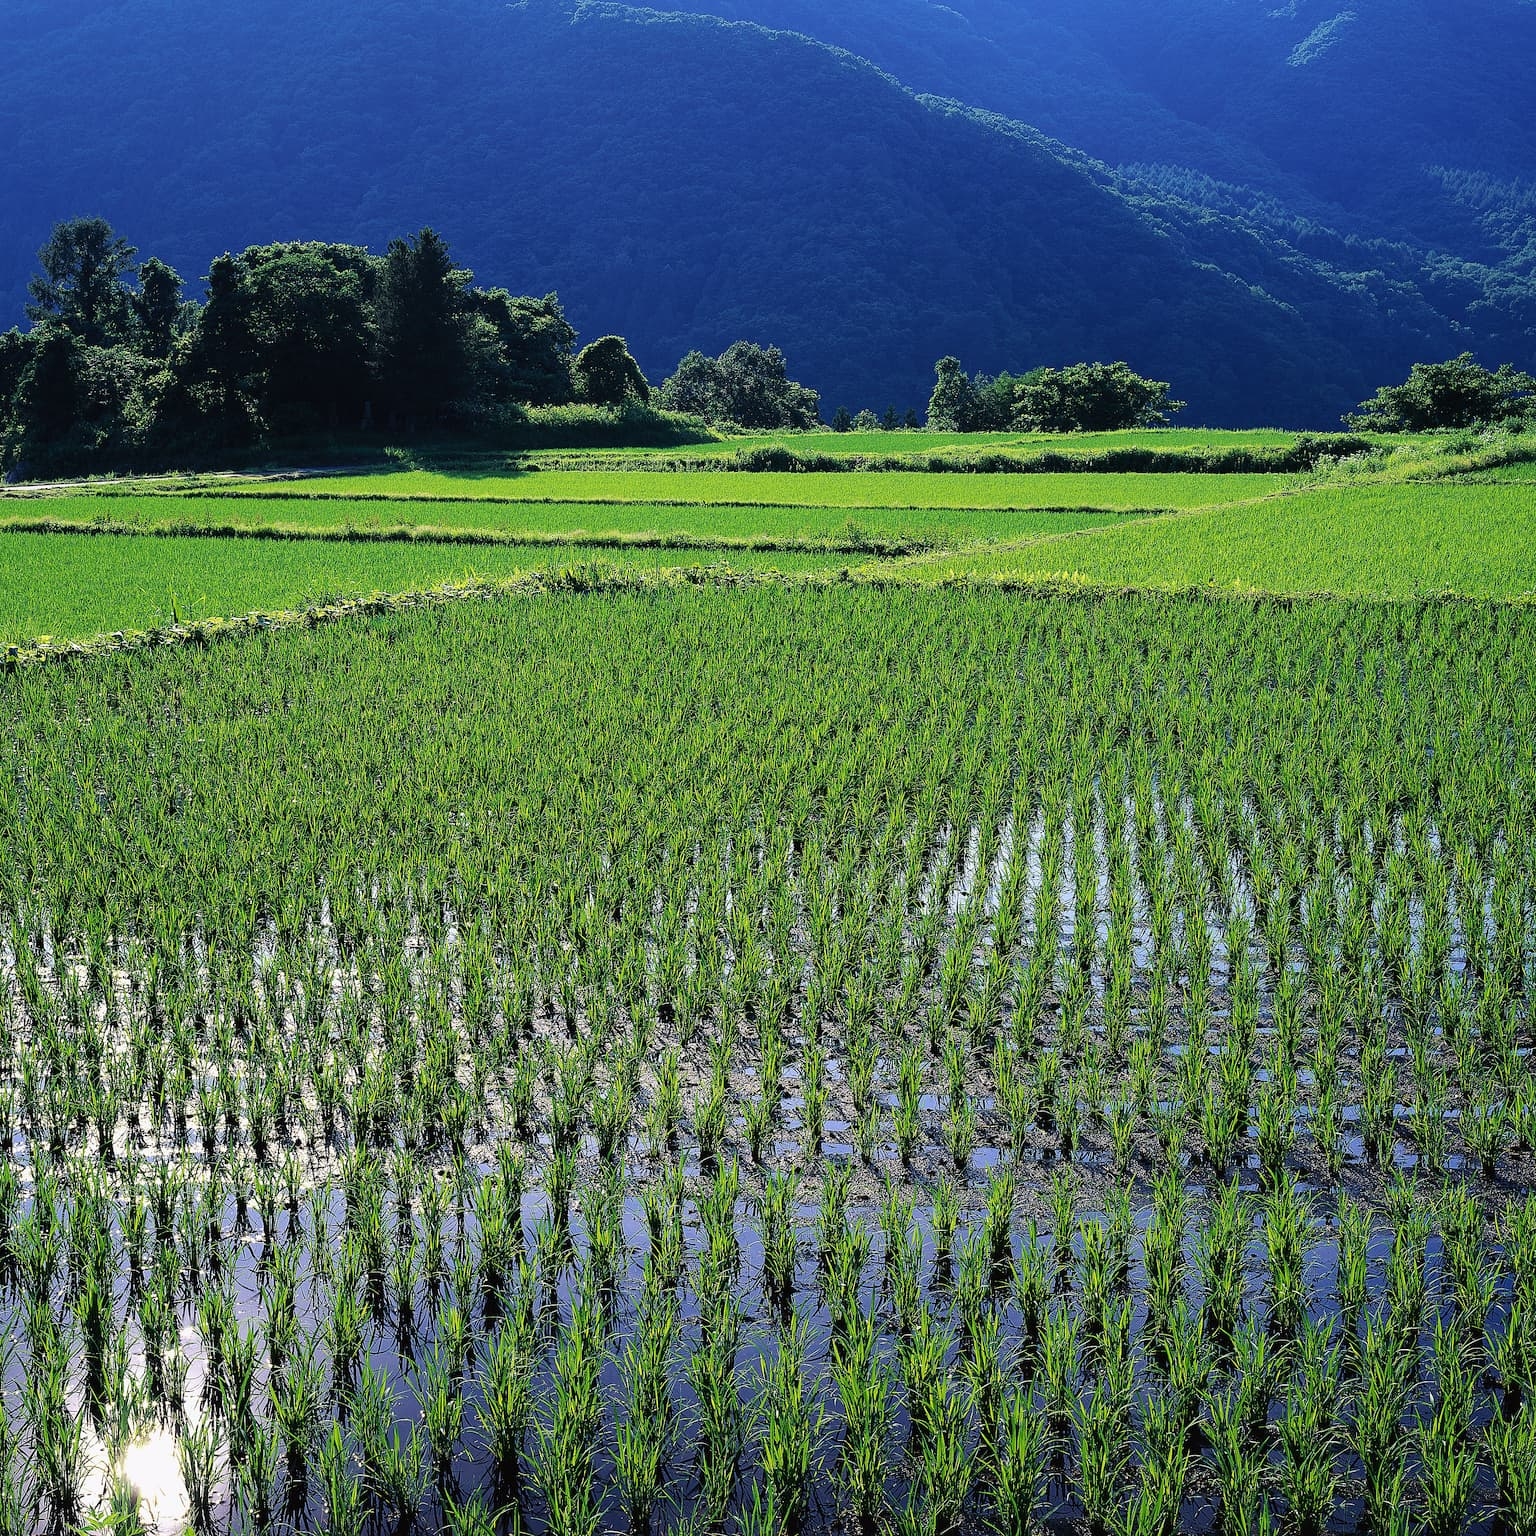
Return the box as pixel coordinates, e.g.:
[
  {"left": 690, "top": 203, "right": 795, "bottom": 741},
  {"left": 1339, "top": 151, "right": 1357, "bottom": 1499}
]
[{"left": 1, "top": 0, "right": 1531, "bottom": 423}]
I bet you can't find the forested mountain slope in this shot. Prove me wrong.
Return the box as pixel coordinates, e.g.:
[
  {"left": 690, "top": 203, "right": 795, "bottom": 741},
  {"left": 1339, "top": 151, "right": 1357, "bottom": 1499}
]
[
  {"left": 688, "top": 0, "right": 1536, "bottom": 265},
  {"left": 0, "top": 0, "right": 1529, "bottom": 422}
]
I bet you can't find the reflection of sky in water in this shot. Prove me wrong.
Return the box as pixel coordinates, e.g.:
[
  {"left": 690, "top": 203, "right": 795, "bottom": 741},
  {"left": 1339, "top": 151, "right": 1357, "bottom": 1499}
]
[
  {"left": 85, "top": 1425, "right": 192, "bottom": 1536},
  {"left": 119, "top": 1430, "right": 191, "bottom": 1535}
]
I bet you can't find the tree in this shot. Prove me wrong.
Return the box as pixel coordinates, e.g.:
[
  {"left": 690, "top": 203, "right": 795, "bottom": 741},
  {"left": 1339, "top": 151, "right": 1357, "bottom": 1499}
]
[
  {"left": 165, "top": 253, "right": 263, "bottom": 447},
  {"left": 237, "top": 243, "right": 376, "bottom": 430},
  {"left": 133, "top": 258, "right": 184, "bottom": 359},
  {"left": 573, "top": 336, "right": 650, "bottom": 406},
  {"left": 852, "top": 409, "right": 880, "bottom": 431},
  {"left": 469, "top": 290, "right": 576, "bottom": 405},
  {"left": 832, "top": 406, "right": 853, "bottom": 432},
  {"left": 973, "top": 371, "right": 1025, "bottom": 431},
  {"left": 1013, "top": 362, "right": 1184, "bottom": 432},
  {"left": 882, "top": 407, "right": 898, "bottom": 431},
  {"left": 376, "top": 228, "right": 474, "bottom": 422},
  {"left": 1346, "top": 354, "right": 1536, "bottom": 431},
  {"left": 26, "top": 217, "right": 138, "bottom": 347},
  {"left": 927, "top": 357, "right": 979, "bottom": 432},
  {"left": 0, "top": 330, "right": 35, "bottom": 426},
  {"left": 3, "top": 325, "right": 159, "bottom": 475},
  {"left": 656, "top": 342, "right": 819, "bottom": 429},
  {"left": 903, "top": 409, "right": 921, "bottom": 431}
]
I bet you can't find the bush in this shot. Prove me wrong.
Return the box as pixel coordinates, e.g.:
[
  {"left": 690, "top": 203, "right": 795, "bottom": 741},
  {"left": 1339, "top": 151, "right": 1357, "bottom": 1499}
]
[{"left": 1345, "top": 354, "right": 1536, "bottom": 431}]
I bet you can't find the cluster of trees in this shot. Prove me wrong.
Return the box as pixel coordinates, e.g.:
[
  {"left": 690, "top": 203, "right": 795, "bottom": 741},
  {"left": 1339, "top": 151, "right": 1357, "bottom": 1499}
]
[
  {"left": 927, "top": 358, "right": 1184, "bottom": 433},
  {"left": 0, "top": 219, "right": 655, "bottom": 476},
  {"left": 1346, "top": 354, "right": 1535, "bottom": 432},
  {"left": 656, "top": 342, "right": 820, "bottom": 430}
]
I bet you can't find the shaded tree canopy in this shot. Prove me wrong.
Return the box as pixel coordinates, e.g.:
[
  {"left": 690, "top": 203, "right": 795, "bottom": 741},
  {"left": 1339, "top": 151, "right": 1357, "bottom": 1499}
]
[
  {"left": 657, "top": 342, "right": 820, "bottom": 429},
  {"left": 0, "top": 218, "right": 605, "bottom": 475},
  {"left": 927, "top": 357, "right": 981, "bottom": 432},
  {"left": 574, "top": 336, "right": 650, "bottom": 406},
  {"left": 1014, "top": 362, "right": 1185, "bottom": 432},
  {"left": 25, "top": 217, "right": 138, "bottom": 348},
  {"left": 1345, "top": 354, "right": 1536, "bottom": 431}
]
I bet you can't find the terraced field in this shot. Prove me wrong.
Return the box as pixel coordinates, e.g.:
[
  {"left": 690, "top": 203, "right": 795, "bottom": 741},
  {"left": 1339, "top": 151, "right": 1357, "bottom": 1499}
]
[
  {"left": 1, "top": 429, "right": 1535, "bottom": 1536},
  {"left": 213, "top": 468, "right": 1290, "bottom": 510},
  {"left": 893, "top": 483, "right": 1536, "bottom": 598}
]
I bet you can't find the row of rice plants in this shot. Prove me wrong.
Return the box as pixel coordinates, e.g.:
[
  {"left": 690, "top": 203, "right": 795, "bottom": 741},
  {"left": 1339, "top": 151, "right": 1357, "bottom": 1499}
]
[{"left": 0, "top": 580, "right": 1530, "bottom": 1530}]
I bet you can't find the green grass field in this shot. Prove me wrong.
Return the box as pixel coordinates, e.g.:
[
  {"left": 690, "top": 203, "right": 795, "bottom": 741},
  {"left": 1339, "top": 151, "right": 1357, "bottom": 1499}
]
[
  {"left": 0, "top": 532, "right": 847, "bottom": 644},
  {"left": 22, "top": 495, "right": 1136, "bottom": 549},
  {"left": 3, "top": 432, "right": 1531, "bottom": 643},
  {"left": 895, "top": 482, "right": 1536, "bottom": 598},
  {"left": 212, "top": 467, "right": 1289, "bottom": 509}
]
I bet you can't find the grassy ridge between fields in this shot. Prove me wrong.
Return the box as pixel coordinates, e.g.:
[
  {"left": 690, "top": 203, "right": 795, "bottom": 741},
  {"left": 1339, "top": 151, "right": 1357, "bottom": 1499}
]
[{"left": 891, "top": 483, "right": 1536, "bottom": 598}]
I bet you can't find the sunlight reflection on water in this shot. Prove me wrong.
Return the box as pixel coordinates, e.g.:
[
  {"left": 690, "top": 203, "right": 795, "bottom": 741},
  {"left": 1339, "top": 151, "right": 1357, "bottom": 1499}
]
[{"left": 119, "top": 1429, "right": 191, "bottom": 1534}]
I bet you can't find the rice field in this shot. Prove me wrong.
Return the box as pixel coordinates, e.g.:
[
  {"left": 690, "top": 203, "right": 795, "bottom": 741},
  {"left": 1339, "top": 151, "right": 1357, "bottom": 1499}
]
[
  {"left": 6, "top": 497, "right": 1135, "bottom": 555},
  {"left": 210, "top": 470, "right": 1290, "bottom": 511},
  {"left": 1, "top": 577, "right": 1533, "bottom": 1536},
  {"left": 0, "top": 532, "right": 847, "bottom": 646},
  {"left": 896, "top": 484, "right": 1536, "bottom": 599}
]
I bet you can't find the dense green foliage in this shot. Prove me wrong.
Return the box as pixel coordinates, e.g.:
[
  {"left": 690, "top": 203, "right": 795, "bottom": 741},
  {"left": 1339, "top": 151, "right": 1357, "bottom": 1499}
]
[
  {"left": 696, "top": 0, "right": 1536, "bottom": 269},
  {"left": 1014, "top": 363, "right": 1185, "bottom": 434},
  {"left": 657, "top": 343, "right": 821, "bottom": 430},
  {"left": 0, "top": 578, "right": 1532, "bottom": 1531},
  {"left": 2, "top": 1, "right": 1530, "bottom": 424},
  {"left": 0, "top": 219, "right": 654, "bottom": 476},
  {"left": 1347, "top": 355, "right": 1536, "bottom": 433}
]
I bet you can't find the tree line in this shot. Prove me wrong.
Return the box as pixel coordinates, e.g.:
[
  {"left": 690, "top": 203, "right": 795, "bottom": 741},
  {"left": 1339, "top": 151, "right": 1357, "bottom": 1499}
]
[
  {"left": 3, "top": 219, "right": 1531, "bottom": 479},
  {"left": 0, "top": 219, "right": 675, "bottom": 477}
]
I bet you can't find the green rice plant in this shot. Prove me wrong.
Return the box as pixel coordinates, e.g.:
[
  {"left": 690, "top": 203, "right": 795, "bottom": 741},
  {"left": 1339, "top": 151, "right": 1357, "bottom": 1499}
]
[
  {"left": 530, "top": 1284, "right": 606, "bottom": 1536},
  {"left": 758, "top": 1168, "right": 802, "bottom": 1308},
  {"left": 177, "top": 1417, "right": 222, "bottom": 1535},
  {"left": 1488, "top": 1400, "right": 1536, "bottom": 1536},
  {"left": 1206, "top": 1387, "right": 1265, "bottom": 1536},
  {"left": 319, "top": 1421, "right": 366, "bottom": 1536},
  {"left": 931, "top": 1175, "right": 960, "bottom": 1272},
  {"left": 22, "top": 1343, "right": 85, "bottom": 1530},
  {"left": 1351, "top": 1313, "right": 1414, "bottom": 1536},
  {"left": 1013, "top": 1226, "right": 1050, "bottom": 1376},
  {"left": 753, "top": 1314, "right": 825, "bottom": 1536},
  {"left": 983, "top": 1168, "right": 1015, "bottom": 1291},
  {"left": 1039, "top": 1304, "right": 1080, "bottom": 1439},
  {"left": 1466, "top": 1088, "right": 1513, "bottom": 1179},
  {"left": 1073, "top": 1386, "right": 1130, "bottom": 1536},
  {"left": 992, "top": 1386, "right": 1049, "bottom": 1536},
  {"left": 234, "top": 1418, "right": 281, "bottom": 1534},
  {"left": 613, "top": 1296, "right": 679, "bottom": 1532},
  {"left": 815, "top": 1163, "right": 853, "bottom": 1275},
  {"left": 912, "top": 1369, "right": 973, "bottom": 1536},
  {"left": 830, "top": 1313, "right": 893, "bottom": 1532},
  {"left": 689, "top": 1324, "right": 746, "bottom": 1527},
  {"left": 1276, "top": 1319, "right": 1343, "bottom": 1536},
  {"left": 1262, "top": 1174, "right": 1313, "bottom": 1335},
  {"left": 271, "top": 1340, "right": 325, "bottom": 1503},
  {"left": 1126, "top": 1396, "right": 1190, "bottom": 1536},
  {"left": 896, "top": 1045, "right": 924, "bottom": 1166},
  {"left": 1334, "top": 1192, "right": 1373, "bottom": 1342}
]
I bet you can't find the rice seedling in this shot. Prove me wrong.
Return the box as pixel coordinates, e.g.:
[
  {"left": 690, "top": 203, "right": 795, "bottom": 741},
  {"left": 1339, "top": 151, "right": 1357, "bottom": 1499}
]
[
  {"left": 753, "top": 1314, "right": 826, "bottom": 1536},
  {"left": 0, "top": 573, "right": 1528, "bottom": 1535}
]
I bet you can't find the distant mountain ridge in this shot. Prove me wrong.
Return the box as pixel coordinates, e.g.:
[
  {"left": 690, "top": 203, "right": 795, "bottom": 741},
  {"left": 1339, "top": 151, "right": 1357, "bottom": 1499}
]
[{"left": 0, "top": 0, "right": 1531, "bottom": 424}]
